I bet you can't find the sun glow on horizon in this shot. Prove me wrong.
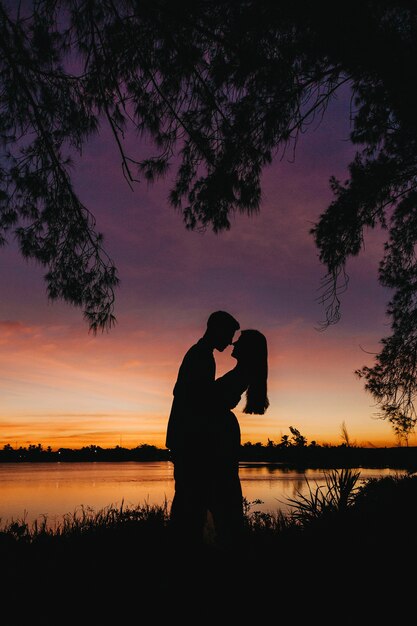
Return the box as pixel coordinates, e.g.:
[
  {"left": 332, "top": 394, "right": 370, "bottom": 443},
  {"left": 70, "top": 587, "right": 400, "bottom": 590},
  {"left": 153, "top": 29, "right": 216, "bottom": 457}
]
[{"left": 0, "top": 313, "right": 408, "bottom": 452}]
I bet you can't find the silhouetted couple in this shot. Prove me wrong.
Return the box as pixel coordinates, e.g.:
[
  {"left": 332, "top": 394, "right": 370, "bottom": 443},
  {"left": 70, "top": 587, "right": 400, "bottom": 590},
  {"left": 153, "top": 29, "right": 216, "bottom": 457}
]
[{"left": 166, "top": 311, "right": 269, "bottom": 550}]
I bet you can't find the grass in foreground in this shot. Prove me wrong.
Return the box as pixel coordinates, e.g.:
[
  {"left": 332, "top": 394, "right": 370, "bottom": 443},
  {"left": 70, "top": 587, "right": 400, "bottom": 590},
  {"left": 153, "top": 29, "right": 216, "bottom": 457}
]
[
  {"left": 0, "top": 469, "right": 415, "bottom": 564},
  {"left": 1, "top": 469, "right": 416, "bottom": 542},
  {"left": 1, "top": 471, "right": 416, "bottom": 623}
]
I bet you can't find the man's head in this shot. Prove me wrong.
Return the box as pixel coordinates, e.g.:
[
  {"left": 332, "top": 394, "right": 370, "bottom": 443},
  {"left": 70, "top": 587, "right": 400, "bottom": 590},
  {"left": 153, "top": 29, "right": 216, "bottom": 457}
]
[{"left": 205, "top": 310, "right": 240, "bottom": 352}]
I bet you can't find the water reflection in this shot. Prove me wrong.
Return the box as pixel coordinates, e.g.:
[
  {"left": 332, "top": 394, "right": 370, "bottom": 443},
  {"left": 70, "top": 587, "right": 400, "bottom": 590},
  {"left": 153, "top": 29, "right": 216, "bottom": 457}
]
[
  {"left": 239, "top": 463, "right": 406, "bottom": 515},
  {"left": 0, "top": 461, "right": 405, "bottom": 527}
]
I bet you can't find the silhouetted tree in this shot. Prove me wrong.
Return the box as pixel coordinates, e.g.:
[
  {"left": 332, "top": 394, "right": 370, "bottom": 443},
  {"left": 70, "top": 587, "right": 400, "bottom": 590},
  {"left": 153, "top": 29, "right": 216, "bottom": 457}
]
[
  {"left": 1, "top": 1, "right": 417, "bottom": 432},
  {"left": 289, "top": 426, "right": 307, "bottom": 447},
  {"left": 279, "top": 435, "right": 291, "bottom": 448}
]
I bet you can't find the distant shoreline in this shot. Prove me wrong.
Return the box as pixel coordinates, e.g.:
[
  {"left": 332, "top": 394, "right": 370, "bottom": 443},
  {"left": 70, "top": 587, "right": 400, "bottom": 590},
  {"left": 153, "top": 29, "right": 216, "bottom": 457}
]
[{"left": 1, "top": 443, "right": 416, "bottom": 470}]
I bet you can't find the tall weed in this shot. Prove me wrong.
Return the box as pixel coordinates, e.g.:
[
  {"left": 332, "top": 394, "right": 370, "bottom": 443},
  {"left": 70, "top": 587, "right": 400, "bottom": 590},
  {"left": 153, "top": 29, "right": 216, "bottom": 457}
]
[{"left": 285, "top": 468, "right": 361, "bottom": 526}]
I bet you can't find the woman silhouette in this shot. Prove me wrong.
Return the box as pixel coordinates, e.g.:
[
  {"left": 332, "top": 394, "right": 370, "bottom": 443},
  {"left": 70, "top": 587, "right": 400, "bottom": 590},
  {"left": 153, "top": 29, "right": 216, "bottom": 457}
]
[{"left": 208, "top": 329, "right": 269, "bottom": 547}]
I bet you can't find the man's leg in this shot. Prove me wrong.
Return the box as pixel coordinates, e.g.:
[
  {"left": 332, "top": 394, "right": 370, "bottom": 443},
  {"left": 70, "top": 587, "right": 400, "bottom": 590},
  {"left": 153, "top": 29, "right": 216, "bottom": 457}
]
[{"left": 170, "top": 455, "right": 207, "bottom": 548}]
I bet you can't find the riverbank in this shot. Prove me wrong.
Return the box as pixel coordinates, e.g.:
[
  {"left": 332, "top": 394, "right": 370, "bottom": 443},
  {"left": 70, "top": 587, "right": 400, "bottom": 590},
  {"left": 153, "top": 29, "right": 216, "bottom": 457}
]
[{"left": 1, "top": 470, "right": 416, "bottom": 623}]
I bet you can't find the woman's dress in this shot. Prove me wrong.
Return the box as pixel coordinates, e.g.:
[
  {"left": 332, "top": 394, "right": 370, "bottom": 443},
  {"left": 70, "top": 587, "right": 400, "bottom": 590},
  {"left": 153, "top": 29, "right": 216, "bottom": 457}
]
[{"left": 207, "top": 367, "right": 248, "bottom": 545}]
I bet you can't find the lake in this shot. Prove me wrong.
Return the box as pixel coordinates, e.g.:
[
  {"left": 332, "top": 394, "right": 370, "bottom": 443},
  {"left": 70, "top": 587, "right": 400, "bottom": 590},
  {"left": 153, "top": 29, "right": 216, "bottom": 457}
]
[{"left": 0, "top": 461, "right": 405, "bottom": 528}]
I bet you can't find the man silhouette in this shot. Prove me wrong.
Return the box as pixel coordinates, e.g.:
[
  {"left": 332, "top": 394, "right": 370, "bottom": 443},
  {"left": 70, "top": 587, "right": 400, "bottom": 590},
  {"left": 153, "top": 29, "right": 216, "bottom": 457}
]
[{"left": 166, "top": 310, "right": 240, "bottom": 546}]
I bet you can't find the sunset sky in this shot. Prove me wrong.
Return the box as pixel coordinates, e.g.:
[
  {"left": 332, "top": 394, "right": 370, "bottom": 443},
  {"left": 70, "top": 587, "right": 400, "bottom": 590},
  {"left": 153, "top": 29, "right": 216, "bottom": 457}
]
[{"left": 1, "top": 84, "right": 412, "bottom": 451}]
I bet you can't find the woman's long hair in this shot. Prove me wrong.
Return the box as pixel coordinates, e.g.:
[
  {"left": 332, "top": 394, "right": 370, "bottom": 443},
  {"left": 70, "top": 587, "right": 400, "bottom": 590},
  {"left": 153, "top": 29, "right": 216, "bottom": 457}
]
[{"left": 237, "top": 329, "right": 269, "bottom": 415}]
